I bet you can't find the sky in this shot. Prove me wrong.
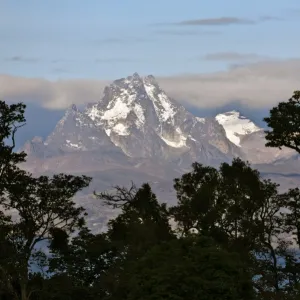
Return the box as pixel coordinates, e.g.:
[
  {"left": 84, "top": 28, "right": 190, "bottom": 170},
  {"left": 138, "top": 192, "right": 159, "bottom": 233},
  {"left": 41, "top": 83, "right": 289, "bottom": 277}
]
[
  {"left": 1, "top": 0, "right": 300, "bottom": 145},
  {"left": 1, "top": 0, "right": 300, "bottom": 79}
]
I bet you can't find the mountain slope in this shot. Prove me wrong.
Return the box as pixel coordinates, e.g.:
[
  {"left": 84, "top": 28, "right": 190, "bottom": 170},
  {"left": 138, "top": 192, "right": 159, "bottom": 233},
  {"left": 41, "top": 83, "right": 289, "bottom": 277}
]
[
  {"left": 215, "top": 111, "right": 261, "bottom": 147},
  {"left": 45, "top": 104, "right": 117, "bottom": 152},
  {"left": 19, "top": 73, "right": 300, "bottom": 231},
  {"left": 83, "top": 73, "right": 240, "bottom": 165},
  {"left": 21, "top": 73, "right": 244, "bottom": 174},
  {"left": 22, "top": 73, "right": 297, "bottom": 170},
  {"left": 215, "top": 110, "right": 294, "bottom": 164}
]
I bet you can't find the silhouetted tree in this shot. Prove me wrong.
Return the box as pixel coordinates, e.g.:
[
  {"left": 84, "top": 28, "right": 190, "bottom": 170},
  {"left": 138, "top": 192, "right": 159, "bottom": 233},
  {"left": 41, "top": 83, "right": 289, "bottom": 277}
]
[
  {"left": 3, "top": 90, "right": 300, "bottom": 300},
  {"left": 170, "top": 158, "right": 296, "bottom": 299},
  {"left": 96, "top": 183, "right": 175, "bottom": 297},
  {"left": 120, "top": 236, "right": 254, "bottom": 300},
  {"left": 264, "top": 91, "right": 300, "bottom": 153},
  {"left": 0, "top": 101, "right": 92, "bottom": 300}
]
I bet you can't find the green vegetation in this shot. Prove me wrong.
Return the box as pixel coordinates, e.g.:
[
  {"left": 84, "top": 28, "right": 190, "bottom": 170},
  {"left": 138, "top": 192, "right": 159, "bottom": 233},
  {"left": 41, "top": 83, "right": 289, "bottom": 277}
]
[{"left": 0, "top": 92, "right": 300, "bottom": 299}]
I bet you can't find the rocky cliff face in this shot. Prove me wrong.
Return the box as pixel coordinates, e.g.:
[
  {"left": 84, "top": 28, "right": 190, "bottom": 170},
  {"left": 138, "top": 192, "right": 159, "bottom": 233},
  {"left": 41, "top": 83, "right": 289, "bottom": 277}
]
[{"left": 22, "top": 73, "right": 242, "bottom": 170}]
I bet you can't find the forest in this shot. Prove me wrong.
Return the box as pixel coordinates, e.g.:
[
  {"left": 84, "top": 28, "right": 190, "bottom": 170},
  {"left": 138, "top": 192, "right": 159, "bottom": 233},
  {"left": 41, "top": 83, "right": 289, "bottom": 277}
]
[{"left": 0, "top": 91, "right": 300, "bottom": 300}]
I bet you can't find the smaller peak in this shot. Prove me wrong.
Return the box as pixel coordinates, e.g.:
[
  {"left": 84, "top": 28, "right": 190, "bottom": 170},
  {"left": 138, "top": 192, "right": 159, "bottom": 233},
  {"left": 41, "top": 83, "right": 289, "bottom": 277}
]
[
  {"left": 112, "top": 73, "right": 145, "bottom": 86},
  {"left": 119, "top": 72, "right": 141, "bottom": 81},
  {"left": 111, "top": 73, "right": 143, "bottom": 86},
  {"left": 127, "top": 72, "right": 143, "bottom": 83},
  {"left": 144, "top": 74, "right": 158, "bottom": 84},
  {"left": 117, "top": 72, "right": 144, "bottom": 88},
  {"left": 132, "top": 72, "right": 141, "bottom": 78}
]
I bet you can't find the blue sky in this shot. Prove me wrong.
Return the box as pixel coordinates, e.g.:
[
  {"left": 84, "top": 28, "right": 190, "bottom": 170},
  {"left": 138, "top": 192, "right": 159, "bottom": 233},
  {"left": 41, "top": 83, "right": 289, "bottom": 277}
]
[
  {"left": 1, "top": 0, "right": 300, "bottom": 80},
  {"left": 1, "top": 0, "right": 300, "bottom": 147}
]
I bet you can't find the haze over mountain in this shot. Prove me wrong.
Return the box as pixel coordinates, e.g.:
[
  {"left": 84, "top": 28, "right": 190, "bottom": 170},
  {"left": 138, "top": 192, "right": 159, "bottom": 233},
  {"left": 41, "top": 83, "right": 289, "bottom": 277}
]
[{"left": 20, "top": 73, "right": 298, "bottom": 232}]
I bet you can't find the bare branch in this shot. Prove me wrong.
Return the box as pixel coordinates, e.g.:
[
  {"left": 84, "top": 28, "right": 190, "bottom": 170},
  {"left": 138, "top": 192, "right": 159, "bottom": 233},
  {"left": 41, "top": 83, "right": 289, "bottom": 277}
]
[{"left": 94, "top": 182, "right": 137, "bottom": 208}]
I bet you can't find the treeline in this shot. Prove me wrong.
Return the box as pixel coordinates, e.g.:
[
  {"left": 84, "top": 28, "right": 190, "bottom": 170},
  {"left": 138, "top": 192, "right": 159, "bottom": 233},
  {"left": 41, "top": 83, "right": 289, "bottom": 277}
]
[{"left": 0, "top": 92, "right": 300, "bottom": 300}]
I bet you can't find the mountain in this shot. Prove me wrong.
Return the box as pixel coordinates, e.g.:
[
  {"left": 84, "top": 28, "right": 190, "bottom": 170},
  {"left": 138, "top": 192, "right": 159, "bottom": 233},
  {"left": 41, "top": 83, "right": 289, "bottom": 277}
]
[
  {"left": 215, "top": 110, "right": 294, "bottom": 164},
  {"left": 44, "top": 104, "right": 115, "bottom": 153},
  {"left": 19, "top": 73, "right": 299, "bottom": 231},
  {"left": 22, "top": 73, "right": 242, "bottom": 170},
  {"left": 84, "top": 72, "right": 242, "bottom": 166},
  {"left": 215, "top": 110, "right": 261, "bottom": 147}
]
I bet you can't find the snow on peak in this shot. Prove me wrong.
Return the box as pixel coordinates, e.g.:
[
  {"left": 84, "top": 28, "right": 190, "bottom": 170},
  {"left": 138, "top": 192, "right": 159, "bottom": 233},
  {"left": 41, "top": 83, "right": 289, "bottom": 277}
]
[
  {"left": 161, "top": 127, "right": 187, "bottom": 148},
  {"left": 86, "top": 74, "right": 149, "bottom": 136},
  {"left": 196, "top": 117, "right": 205, "bottom": 124},
  {"left": 86, "top": 73, "right": 180, "bottom": 138},
  {"left": 142, "top": 76, "right": 177, "bottom": 123},
  {"left": 215, "top": 111, "right": 261, "bottom": 147},
  {"left": 113, "top": 73, "right": 179, "bottom": 125}
]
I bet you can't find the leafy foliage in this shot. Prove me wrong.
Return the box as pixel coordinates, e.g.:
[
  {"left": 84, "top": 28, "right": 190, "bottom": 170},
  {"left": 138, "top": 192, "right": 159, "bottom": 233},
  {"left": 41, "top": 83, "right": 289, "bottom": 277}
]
[
  {"left": 121, "top": 236, "right": 254, "bottom": 300},
  {"left": 0, "top": 101, "right": 91, "bottom": 300},
  {"left": 264, "top": 91, "right": 300, "bottom": 152},
  {"left": 2, "top": 91, "right": 300, "bottom": 300}
]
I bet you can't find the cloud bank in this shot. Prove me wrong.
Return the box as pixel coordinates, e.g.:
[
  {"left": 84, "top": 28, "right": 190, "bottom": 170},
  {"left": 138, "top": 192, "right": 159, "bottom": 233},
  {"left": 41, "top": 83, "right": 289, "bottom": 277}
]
[{"left": 0, "top": 59, "right": 299, "bottom": 110}]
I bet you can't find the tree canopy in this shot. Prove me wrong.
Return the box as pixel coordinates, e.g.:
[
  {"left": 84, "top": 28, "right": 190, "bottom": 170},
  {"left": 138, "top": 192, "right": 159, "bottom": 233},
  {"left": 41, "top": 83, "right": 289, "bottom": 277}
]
[
  {"left": 0, "top": 101, "right": 91, "bottom": 300},
  {"left": 264, "top": 91, "right": 300, "bottom": 153},
  {"left": 1, "top": 92, "right": 300, "bottom": 300},
  {"left": 120, "top": 236, "right": 254, "bottom": 300}
]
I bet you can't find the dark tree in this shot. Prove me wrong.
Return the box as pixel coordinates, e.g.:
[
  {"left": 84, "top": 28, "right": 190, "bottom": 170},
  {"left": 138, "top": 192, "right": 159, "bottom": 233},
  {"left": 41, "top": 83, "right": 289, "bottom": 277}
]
[
  {"left": 49, "top": 227, "right": 113, "bottom": 298},
  {"left": 96, "top": 183, "right": 175, "bottom": 297},
  {"left": 263, "top": 90, "right": 300, "bottom": 298},
  {"left": 170, "top": 158, "right": 295, "bottom": 298},
  {"left": 264, "top": 91, "right": 300, "bottom": 153},
  {"left": 49, "top": 183, "right": 175, "bottom": 299},
  {"left": 28, "top": 273, "right": 95, "bottom": 300},
  {"left": 171, "top": 158, "right": 280, "bottom": 251},
  {"left": 96, "top": 183, "right": 174, "bottom": 253},
  {"left": 121, "top": 236, "right": 254, "bottom": 300},
  {"left": 283, "top": 188, "right": 300, "bottom": 249},
  {"left": 0, "top": 101, "right": 92, "bottom": 300},
  {"left": 0, "top": 173, "right": 91, "bottom": 299}
]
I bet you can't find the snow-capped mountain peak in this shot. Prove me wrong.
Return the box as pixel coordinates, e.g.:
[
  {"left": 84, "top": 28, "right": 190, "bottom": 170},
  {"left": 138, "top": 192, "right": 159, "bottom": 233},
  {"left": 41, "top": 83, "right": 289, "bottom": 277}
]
[
  {"left": 85, "top": 73, "right": 181, "bottom": 137},
  {"left": 82, "top": 73, "right": 193, "bottom": 157},
  {"left": 215, "top": 110, "right": 261, "bottom": 147},
  {"left": 87, "top": 73, "right": 147, "bottom": 136},
  {"left": 143, "top": 75, "right": 177, "bottom": 123},
  {"left": 22, "top": 73, "right": 243, "bottom": 169}
]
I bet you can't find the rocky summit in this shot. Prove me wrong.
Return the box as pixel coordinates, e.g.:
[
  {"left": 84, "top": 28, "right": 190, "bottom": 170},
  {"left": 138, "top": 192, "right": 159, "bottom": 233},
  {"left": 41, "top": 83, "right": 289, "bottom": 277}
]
[
  {"left": 20, "top": 73, "right": 298, "bottom": 231},
  {"left": 22, "top": 73, "right": 243, "bottom": 168}
]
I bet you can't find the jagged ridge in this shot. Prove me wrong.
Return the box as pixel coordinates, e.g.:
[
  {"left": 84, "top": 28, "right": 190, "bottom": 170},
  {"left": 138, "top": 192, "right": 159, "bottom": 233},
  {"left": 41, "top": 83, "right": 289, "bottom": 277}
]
[{"left": 21, "top": 73, "right": 252, "bottom": 168}]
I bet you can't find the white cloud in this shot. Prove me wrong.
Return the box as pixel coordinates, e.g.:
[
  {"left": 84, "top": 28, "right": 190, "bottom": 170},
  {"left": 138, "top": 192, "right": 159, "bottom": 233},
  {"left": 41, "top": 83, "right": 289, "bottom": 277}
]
[
  {"left": 0, "top": 59, "right": 299, "bottom": 110},
  {"left": 0, "top": 75, "right": 109, "bottom": 110},
  {"left": 160, "top": 59, "right": 300, "bottom": 109}
]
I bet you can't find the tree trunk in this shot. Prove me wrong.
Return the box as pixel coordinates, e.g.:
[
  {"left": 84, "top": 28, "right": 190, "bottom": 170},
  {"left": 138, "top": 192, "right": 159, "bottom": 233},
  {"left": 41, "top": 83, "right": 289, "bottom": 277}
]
[
  {"left": 20, "top": 264, "right": 29, "bottom": 300},
  {"left": 20, "top": 282, "right": 28, "bottom": 300}
]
